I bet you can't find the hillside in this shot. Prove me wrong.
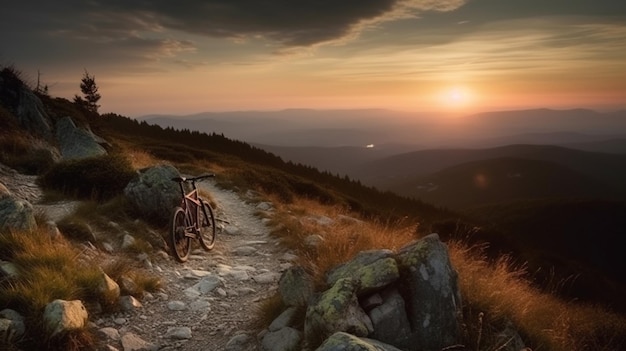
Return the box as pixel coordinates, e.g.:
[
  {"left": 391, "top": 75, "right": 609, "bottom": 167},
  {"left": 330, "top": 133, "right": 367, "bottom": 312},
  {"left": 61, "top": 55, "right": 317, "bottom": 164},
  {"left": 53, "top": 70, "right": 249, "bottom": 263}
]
[
  {"left": 356, "top": 144, "right": 626, "bottom": 194},
  {"left": 463, "top": 198, "right": 626, "bottom": 311},
  {"left": 387, "top": 157, "right": 621, "bottom": 209}
]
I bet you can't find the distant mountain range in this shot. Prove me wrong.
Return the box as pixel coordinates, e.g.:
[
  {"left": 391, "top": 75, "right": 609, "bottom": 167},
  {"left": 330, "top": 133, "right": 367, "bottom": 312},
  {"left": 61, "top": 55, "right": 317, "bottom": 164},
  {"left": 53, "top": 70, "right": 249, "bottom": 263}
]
[
  {"left": 139, "top": 108, "right": 626, "bottom": 148},
  {"left": 141, "top": 108, "right": 626, "bottom": 209}
]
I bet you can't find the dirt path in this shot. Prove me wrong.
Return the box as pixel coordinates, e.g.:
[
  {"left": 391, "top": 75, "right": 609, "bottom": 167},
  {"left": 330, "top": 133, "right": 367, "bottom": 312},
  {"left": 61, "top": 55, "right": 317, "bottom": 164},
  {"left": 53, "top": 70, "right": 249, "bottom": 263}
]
[{"left": 94, "top": 179, "right": 290, "bottom": 350}]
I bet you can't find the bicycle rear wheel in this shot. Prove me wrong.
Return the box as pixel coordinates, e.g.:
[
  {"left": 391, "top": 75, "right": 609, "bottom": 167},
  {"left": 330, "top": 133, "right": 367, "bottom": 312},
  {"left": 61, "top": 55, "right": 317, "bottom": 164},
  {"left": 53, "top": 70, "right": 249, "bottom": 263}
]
[
  {"left": 198, "top": 201, "right": 216, "bottom": 250},
  {"left": 169, "top": 206, "right": 191, "bottom": 262}
]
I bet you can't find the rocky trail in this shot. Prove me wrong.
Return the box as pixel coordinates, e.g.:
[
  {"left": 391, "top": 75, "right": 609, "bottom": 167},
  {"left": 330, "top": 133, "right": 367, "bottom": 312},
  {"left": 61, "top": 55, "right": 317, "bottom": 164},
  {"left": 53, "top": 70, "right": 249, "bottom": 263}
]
[
  {"left": 96, "top": 182, "right": 291, "bottom": 350},
  {"left": 95, "top": 180, "right": 291, "bottom": 351},
  {"left": 1, "top": 164, "right": 292, "bottom": 350}
]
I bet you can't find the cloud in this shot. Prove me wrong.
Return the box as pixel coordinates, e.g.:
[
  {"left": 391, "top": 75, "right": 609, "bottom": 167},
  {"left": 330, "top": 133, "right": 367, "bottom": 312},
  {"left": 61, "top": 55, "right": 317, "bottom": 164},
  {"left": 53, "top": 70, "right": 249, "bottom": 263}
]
[{"left": 3, "top": 0, "right": 468, "bottom": 48}]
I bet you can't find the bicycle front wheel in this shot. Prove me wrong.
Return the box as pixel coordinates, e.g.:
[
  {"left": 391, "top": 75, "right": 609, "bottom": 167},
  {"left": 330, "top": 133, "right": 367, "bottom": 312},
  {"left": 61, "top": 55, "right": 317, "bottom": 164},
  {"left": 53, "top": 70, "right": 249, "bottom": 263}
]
[
  {"left": 198, "top": 201, "right": 216, "bottom": 250},
  {"left": 169, "top": 206, "right": 191, "bottom": 262}
]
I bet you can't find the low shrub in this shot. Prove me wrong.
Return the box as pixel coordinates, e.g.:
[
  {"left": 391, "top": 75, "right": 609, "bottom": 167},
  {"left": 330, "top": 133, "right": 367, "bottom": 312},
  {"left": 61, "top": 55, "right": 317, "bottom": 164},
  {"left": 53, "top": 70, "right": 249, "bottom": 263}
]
[
  {"left": 39, "top": 153, "right": 136, "bottom": 202},
  {"left": 56, "top": 217, "right": 96, "bottom": 243},
  {"left": 0, "top": 132, "right": 56, "bottom": 174}
]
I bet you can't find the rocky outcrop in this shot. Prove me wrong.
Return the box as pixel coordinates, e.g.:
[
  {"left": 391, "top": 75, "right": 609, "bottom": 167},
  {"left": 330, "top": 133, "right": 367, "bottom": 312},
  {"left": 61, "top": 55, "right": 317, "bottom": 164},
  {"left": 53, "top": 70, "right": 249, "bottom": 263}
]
[
  {"left": 0, "top": 71, "right": 53, "bottom": 138},
  {"left": 395, "top": 234, "right": 463, "bottom": 351},
  {"left": 267, "top": 233, "right": 465, "bottom": 351},
  {"left": 316, "top": 332, "right": 403, "bottom": 351},
  {"left": 305, "top": 278, "right": 374, "bottom": 346},
  {"left": 0, "top": 181, "right": 36, "bottom": 232},
  {"left": 279, "top": 265, "right": 315, "bottom": 307},
  {"left": 123, "top": 165, "right": 181, "bottom": 221},
  {"left": 1, "top": 69, "right": 108, "bottom": 164},
  {"left": 55, "top": 116, "right": 107, "bottom": 160},
  {"left": 326, "top": 249, "right": 399, "bottom": 295}
]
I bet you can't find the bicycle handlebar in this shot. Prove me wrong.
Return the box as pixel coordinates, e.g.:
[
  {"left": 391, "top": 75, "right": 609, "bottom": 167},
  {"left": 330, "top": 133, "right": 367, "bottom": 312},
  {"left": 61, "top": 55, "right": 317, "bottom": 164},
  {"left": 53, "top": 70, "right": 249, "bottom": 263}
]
[{"left": 171, "top": 174, "right": 215, "bottom": 183}]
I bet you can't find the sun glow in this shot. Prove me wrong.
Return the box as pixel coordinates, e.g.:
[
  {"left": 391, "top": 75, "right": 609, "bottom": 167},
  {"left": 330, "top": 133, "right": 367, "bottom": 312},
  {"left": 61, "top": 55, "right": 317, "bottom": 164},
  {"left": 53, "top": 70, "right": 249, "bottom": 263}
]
[{"left": 439, "top": 86, "right": 474, "bottom": 110}]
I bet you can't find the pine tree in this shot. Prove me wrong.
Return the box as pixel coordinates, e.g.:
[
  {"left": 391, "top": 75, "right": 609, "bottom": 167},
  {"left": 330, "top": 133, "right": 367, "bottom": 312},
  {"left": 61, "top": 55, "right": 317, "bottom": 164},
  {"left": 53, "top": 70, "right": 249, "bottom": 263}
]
[{"left": 79, "top": 70, "right": 101, "bottom": 113}]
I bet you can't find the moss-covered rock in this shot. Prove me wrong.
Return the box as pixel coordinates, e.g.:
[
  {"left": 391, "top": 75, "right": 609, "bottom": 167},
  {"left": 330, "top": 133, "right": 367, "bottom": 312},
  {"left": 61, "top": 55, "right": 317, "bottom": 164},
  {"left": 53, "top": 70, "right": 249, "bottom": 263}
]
[
  {"left": 395, "top": 233, "right": 463, "bottom": 351},
  {"left": 304, "top": 278, "right": 373, "bottom": 348},
  {"left": 315, "top": 332, "right": 403, "bottom": 351},
  {"left": 326, "top": 250, "right": 399, "bottom": 296}
]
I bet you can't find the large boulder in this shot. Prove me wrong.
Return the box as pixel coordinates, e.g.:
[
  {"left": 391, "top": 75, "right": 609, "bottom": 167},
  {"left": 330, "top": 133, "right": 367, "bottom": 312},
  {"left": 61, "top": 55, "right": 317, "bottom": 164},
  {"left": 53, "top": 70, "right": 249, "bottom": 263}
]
[
  {"left": 261, "top": 327, "right": 302, "bottom": 351},
  {"left": 367, "top": 287, "right": 412, "bottom": 348},
  {"left": 326, "top": 249, "right": 399, "bottom": 296},
  {"left": 395, "top": 233, "right": 463, "bottom": 351},
  {"left": 123, "top": 165, "right": 181, "bottom": 221},
  {"left": 274, "top": 234, "right": 464, "bottom": 350},
  {"left": 55, "top": 116, "right": 107, "bottom": 160},
  {"left": 0, "top": 71, "right": 53, "bottom": 138},
  {"left": 304, "top": 278, "right": 373, "bottom": 347},
  {"left": 43, "top": 299, "right": 88, "bottom": 337},
  {"left": 315, "top": 332, "right": 403, "bottom": 351},
  {"left": 0, "top": 191, "right": 36, "bottom": 232},
  {"left": 279, "top": 265, "right": 315, "bottom": 307}
]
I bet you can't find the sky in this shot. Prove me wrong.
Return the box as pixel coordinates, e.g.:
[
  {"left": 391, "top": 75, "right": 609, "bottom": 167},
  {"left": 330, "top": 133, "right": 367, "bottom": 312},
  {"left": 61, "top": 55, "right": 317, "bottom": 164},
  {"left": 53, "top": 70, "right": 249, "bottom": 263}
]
[{"left": 1, "top": 0, "right": 626, "bottom": 117}]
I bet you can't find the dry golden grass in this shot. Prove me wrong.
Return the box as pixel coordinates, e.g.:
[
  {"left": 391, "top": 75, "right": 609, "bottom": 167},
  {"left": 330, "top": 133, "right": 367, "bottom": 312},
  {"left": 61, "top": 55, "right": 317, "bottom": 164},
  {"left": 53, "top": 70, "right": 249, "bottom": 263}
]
[
  {"left": 0, "top": 223, "right": 162, "bottom": 350},
  {"left": 448, "top": 240, "right": 626, "bottom": 351},
  {"left": 126, "top": 148, "right": 158, "bottom": 170},
  {"left": 261, "top": 193, "right": 626, "bottom": 350},
  {"left": 267, "top": 195, "right": 416, "bottom": 287}
]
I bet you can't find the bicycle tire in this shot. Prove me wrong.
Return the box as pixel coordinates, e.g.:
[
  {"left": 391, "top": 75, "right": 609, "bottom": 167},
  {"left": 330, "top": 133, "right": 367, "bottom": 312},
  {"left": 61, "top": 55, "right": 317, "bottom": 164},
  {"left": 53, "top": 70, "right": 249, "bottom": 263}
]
[
  {"left": 198, "top": 200, "right": 216, "bottom": 250},
  {"left": 169, "top": 206, "right": 191, "bottom": 262}
]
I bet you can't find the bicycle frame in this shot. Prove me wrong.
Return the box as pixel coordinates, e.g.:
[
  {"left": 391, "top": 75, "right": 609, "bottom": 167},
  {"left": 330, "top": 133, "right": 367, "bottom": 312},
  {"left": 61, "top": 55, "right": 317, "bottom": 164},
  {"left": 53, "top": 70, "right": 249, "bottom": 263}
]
[
  {"left": 169, "top": 174, "right": 216, "bottom": 262},
  {"left": 177, "top": 180, "right": 202, "bottom": 236}
]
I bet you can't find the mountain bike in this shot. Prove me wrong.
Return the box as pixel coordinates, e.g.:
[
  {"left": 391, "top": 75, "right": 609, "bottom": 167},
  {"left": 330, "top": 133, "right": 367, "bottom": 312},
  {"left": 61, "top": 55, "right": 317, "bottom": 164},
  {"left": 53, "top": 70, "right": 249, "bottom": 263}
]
[{"left": 169, "top": 174, "right": 217, "bottom": 262}]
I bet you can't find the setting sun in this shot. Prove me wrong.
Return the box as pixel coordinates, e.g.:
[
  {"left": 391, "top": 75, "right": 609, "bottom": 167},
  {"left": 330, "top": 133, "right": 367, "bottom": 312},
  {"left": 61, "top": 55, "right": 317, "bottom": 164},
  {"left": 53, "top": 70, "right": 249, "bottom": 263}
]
[{"left": 440, "top": 86, "right": 474, "bottom": 109}]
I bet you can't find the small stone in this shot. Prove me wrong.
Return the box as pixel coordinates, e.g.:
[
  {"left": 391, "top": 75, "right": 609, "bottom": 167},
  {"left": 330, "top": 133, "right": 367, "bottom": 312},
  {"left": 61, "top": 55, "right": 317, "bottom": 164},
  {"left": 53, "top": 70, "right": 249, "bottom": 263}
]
[
  {"left": 189, "top": 300, "right": 211, "bottom": 312},
  {"left": 167, "top": 301, "right": 186, "bottom": 311},
  {"left": 232, "top": 246, "right": 256, "bottom": 256},
  {"left": 256, "top": 202, "right": 273, "bottom": 211},
  {"left": 195, "top": 275, "right": 222, "bottom": 294},
  {"left": 165, "top": 326, "right": 192, "bottom": 339},
  {"left": 184, "top": 287, "right": 201, "bottom": 299},
  {"left": 121, "top": 332, "right": 157, "bottom": 351},
  {"left": 237, "top": 287, "right": 256, "bottom": 295},
  {"left": 119, "top": 296, "right": 142, "bottom": 311},
  {"left": 102, "top": 242, "right": 115, "bottom": 253},
  {"left": 121, "top": 234, "right": 136, "bottom": 250},
  {"left": 98, "top": 327, "right": 121, "bottom": 341},
  {"left": 254, "top": 272, "right": 280, "bottom": 284},
  {"left": 225, "top": 333, "right": 252, "bottom": 351}
]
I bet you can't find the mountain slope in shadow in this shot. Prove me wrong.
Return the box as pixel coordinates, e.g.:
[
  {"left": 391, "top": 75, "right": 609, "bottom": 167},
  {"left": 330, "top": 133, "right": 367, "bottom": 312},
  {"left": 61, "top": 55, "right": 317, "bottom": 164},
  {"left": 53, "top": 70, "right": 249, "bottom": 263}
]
[
  {"left": 387, "top": 157, "right": 620, "bottom": 209},
  {"left": 356, "top": 145, "right": 626, "bottom": 194}
]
